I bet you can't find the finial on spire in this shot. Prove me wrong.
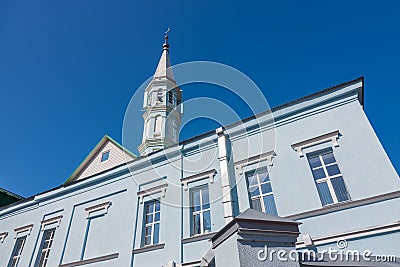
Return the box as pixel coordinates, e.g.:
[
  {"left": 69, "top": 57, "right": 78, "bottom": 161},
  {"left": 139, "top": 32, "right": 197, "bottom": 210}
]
[{"left": 163, "top": 28, "right": 170, "bottom": 51}]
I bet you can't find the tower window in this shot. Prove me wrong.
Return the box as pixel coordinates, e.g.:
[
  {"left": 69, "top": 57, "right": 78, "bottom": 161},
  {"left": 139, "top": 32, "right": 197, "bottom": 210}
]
[
  {"left": 100, "top": 151, "right": 110, "bottom": 162},
  {"left": 308, "top": 150, "right": 350, "bottom": 205},
  {"left": 157, "top": 89, "right": 163, "bottom": 102},
  {"left": 168, "top": 91, "right": 173, "bottom": 105},
  {"left": 247, "top": 171, "right": 278, "bottom": 215},
  {"left": 154, "top": 116, "right": 162, "bottom": 133}
]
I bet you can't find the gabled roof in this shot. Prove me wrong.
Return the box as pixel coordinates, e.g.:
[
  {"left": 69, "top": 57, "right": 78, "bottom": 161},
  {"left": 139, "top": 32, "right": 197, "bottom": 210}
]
[
  {"left": 64, "top": 135, "right": 137, "bottom": 184},
  {"left": 0, "top": 187, "right": 24, "bottom": 208}
]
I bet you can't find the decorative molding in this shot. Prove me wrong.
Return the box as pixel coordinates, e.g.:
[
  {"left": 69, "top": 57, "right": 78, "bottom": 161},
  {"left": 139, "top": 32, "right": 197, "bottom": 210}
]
[
  {"left": 296, "top": 221, "right": 400, "bottom": 249},
  {"left": 137, "top": 184, "right": 168, "bottom": 204},
  {"left": 286, "top": 190, "right": 400, "bottom": 220},
  {"left": 291, "top": 130, "right": 340, "bottom": 157},
  {"left": 234, "top": 151, "right": 276, "bottom": 175},
  {"left": 41, "top": 215, "right": 63, "bottom": 231},
  {"left": 181, "top": 232, "right": 216, "bottom": 244},
  {"left": 132, "top": 243, "right": 165, "bottom": 254},
  {"left": 84, "top": 201, "right": 111, "bottom": 218},
  {"left": 0, "top": 232, "right": 8, "bottom": 243},
  {"left": 181, "top": 169, "right": 216, "bottom": 191},
  {"left": 59, "top": 252, "right": 119, "bottom": 267},
  {"left": 14, "top": 224, "right": 33, "bottom": 238}
]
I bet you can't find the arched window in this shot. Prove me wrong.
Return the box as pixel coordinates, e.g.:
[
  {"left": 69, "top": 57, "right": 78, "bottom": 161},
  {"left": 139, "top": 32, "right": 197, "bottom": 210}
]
[
  {"left": 157, "top": 89, "right": 163, "bottom": 102},
  {"left": 154, "top": 116, "right": 162, "bottom": 133}
]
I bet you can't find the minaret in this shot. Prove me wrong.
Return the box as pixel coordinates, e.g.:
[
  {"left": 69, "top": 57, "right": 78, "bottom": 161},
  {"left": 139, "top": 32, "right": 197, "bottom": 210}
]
[{"left": 138, "top": 29, "right": 183, "bottom": 156}]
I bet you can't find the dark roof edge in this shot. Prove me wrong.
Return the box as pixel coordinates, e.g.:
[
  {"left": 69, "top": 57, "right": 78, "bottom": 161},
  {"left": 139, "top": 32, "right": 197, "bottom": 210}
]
[{"left": 0, "top": 188, "right": 24, "bottom": 200}]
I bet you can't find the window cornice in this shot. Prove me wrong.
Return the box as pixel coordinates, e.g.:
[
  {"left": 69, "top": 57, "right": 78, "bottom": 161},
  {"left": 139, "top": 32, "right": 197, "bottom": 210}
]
[
  {"left": 41, "top": 215, "right": 63, "bottom": 230},
  {"left": 0, "top": 232, "right": 7, "bottom": 243},
  {"left": 84, "top": 201, "right": 111, "bottom": 218},
  {"left": 234, "top": 151, "right": 275, "bottom": 175},
  {"left": 137, "top": 183, "right": 168, "bottom": 203},
  {"left": 14, "top": 224, "right": 33, "bottom": 238},
  {"left": 291, "top": 130, "right": 340, "bottom": 157},
  {"left": 181, "top": 169, "right": 216, "bottom": 190}
]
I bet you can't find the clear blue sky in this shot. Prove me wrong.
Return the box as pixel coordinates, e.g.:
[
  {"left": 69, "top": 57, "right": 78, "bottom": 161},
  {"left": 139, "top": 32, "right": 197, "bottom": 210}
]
[{"left": 0, "top": 1, "right": 399, "bottom": 197}]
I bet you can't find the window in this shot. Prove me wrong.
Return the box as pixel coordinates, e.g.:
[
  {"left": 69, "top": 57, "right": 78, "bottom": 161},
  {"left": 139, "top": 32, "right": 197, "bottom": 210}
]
[
  {"left": 154, "top": 116, "right": 162, "bottom": 133},
  {"left": 168, "top": 91, "right": 173, "bottom": 105},
  {"left": 247, "top": 171, "right": 278, "bottom": 215},
  {"left": 157, "top": 89, "right": 163, "bottom": 102},
  {"left": 143, "top": 201, "right": 160, "bottom": 246},
  {"left": 100, "top": 151, "right": 110, "bottom": 162},
  {"left": 8, "top": 236, "right": 27, "bottom": 267},
  {"left": 308, "top": 151, "right": 350, "bottom": 205},
  {"left": 191, "top": 186, "right": 211, "bottom": 235},
  {"left": 35, "top": 228, "right": 56, "bottom": 267}
]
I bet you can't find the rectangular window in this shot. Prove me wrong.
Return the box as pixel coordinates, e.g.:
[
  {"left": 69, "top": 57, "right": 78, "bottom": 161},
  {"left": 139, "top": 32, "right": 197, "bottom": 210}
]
[
  {"left": 35, "top": 228, "right": 56, "bottom": 267},
  {"left": 191, "top": 186, "right": 211, "bottom": 235},
  {"left": 143, "top": 201, "right": 160, "bottom": 246},
  {"left": 308, "top": 151, "right": 350, "bottom": 205},
  {"left": 8, "top": 236, "right": 27, "bottom": 267},
  {"left": 247, "top": 171, "right": 278, "bottom": 215}
]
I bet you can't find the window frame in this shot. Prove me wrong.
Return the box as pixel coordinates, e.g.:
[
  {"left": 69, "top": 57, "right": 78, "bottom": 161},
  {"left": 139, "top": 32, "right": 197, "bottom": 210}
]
[
  {"left": 100, "top": 150, "right": 110, "bottom": 162},
  {"left": 8, "top": 235, "right": 27, "bottom": 267},
  {"left": 34, "top": 228, "right": 56, "bottom": 267},
  {"left": 142, "top": 200, "right": 161, "bottom": 247},
  {"left": 190, "top": 185, "right": 211, "bottom": 236},
  {"left": 246, "top": 170, "right": 278, "bottom": 215},
  {"left": 307, "top": 150, "right": 350, "bottom": 205}
]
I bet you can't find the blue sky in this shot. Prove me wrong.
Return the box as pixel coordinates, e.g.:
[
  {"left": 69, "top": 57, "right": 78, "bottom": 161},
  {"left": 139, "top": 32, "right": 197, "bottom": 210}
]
[{"left": 0, "top": 1, "right": 399, "bottom": 197}]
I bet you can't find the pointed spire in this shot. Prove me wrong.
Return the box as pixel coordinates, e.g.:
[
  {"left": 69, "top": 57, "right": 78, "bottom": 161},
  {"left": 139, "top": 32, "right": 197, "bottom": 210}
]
[{"left": 153, "top": 28, "right": 174, "bottom": 81}]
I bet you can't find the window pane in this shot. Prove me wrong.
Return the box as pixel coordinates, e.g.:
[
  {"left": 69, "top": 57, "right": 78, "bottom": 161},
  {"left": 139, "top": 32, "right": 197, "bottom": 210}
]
[
  {"left": 155, "top": 201, "right": 160, "bottom": 212},
  {"left": 247, "top": 175, "right": 258, "bottom": 186},
  {"left": 326, "top": 164, "right": 341, "bottom": 176},
  {"left": 312, "top": 168, "right": 326, "bottom": 180},
  {"left": 331, "top": 177, "right": 350, "bottom": 202},
  {"left": 145, "top": 226, "right": 152, "bottom": 236},
  {"left": 192, "top": 190, "right": 201, "bottom": 212},
  {"left": 322, "top": 152, "right": 335, "bottom": 165},
  {"left": 153, "top": 223, "right": 160, "bottom": 244},
  {"left": 193, "top": 214, "right": 201, "bottom": 235},
  {"left": 258, "top": 172, "right": 270, "bottom": 183},
  {"left": 251, "top": 198, "right": 263, "bottom": 212},
  {"left": 308, "top": 156, "right": 322, "bottom": 168},
  {"left": 316, "top": 182, "right": 334, "bottom": 205},
  {"left": 249, "top": 187, "right": 260, "bottom": 197},
  {"left": 146, "top": 202, "right": 154, "bottom": 214},
  {"left": 260, "top": 183, "right": 272, "bottom": 194},
  {"left": 154, "top": 212, "right": 160, "bottom": 222},
  {"left": 263, "top": 195, "right": 278, "bottom": 215},
  {"left": 146, "top": 214, "right": 153, "bottom": 223},
  {"left": 202, "top": 189, "right": 210, "bottom": 210},
  {"left": 203, "top": 210, "right": 212, "bottom": 233},
  {"left": 144, "top": 236, "right": 151, "bottom": 246}
]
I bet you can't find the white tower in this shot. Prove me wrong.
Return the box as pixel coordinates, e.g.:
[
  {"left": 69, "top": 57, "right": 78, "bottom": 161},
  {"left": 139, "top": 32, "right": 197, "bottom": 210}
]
[{"left": 138, "top": 30, "right": 183, "bottom": 156}]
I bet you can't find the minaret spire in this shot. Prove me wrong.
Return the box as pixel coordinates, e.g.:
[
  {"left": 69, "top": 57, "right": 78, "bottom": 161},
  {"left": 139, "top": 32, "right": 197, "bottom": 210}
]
[{"left": 138, "top": 29, "right": 183, "bottom": 156}]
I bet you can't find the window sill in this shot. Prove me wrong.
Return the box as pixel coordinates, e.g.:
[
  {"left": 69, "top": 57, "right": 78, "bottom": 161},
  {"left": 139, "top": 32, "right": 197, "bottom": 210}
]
[
  {"left": 181, "top": 232, "right": 216, "bottom": 244},
  {"left": 132, "top": 243, "right": 165, "bottom": 254},
  {"left": 59, "top": 253, "right": 119, "bottom": 267}
]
